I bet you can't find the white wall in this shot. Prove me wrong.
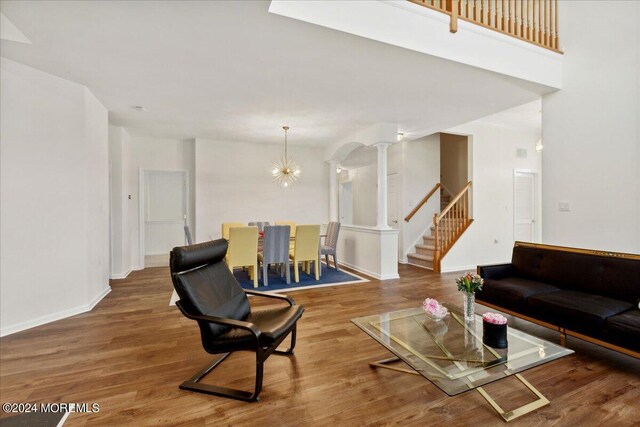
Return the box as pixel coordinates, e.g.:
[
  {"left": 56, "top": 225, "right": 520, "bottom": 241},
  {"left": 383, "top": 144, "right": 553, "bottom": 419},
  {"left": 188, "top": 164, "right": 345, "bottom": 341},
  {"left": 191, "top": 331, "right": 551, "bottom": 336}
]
[
  {"left": 1, "top": 58, "right": 110, "bottom": 336},
  {"left": 109, "top": 125, "right": 133, "bottom": 278},
  {"left": 195, "top": 139, "right": 328, "bottom": 242},
  {"left": 542, "top": 1, "right": 640, "bottom": 254},
  {"left": 401, "top": 135, "right": 441, "bottom": 261},
  {"left": 350, "top": 163, "right": 378, "bottom": 227},
  {"left": 127, "top": 137, "right": 195, "bottom": 268},
  {"left": 336, "top": 226, "right": 399, "bottom": 280},
  {"left": 441, "top": 121, "right": 542, "bottom": 272},
  {"left": 84, "top": 90, "right": 110, "bottom": 301}
]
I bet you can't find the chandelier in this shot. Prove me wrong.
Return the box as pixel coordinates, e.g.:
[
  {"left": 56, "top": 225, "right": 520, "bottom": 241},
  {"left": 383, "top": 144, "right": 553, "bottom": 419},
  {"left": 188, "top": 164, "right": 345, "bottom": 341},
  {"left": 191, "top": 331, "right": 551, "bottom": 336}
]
[{"left": 272, "top": 125, "right": 301, "bottom": 188}]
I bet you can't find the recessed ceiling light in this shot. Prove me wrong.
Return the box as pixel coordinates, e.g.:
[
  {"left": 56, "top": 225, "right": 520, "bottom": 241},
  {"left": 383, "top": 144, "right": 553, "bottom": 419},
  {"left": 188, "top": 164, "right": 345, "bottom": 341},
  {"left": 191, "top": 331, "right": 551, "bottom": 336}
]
[
  {"left": 397, "top": 133, "right": 404, "bottom": 142},
  {"left": 131, "top": 106, "right": 148, "bottom": 112}
]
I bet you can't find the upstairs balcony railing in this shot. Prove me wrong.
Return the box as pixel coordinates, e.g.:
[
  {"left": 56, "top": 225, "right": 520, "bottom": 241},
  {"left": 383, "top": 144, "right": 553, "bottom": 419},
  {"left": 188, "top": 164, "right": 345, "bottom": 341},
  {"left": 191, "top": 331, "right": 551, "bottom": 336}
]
[{"left": 409, "top": 0, "right": 561, "bottom": 53}]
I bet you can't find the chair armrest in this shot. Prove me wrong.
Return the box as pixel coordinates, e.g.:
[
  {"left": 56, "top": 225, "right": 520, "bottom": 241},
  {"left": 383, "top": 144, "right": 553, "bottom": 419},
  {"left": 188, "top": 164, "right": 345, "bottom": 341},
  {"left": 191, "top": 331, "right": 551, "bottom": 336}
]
[
  {"left": 175, "top": 301, "right": 262, "bottom": 339},
  {"left": 243, "top": 289, "right": 296, "bottom": 306},
  {"left": 477, "top": 263, "right": 515, "bottom": 280}
]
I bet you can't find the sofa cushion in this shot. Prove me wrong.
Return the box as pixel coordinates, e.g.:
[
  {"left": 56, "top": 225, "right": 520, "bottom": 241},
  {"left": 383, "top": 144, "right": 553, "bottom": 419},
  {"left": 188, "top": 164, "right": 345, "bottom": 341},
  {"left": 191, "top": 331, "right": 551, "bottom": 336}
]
[
  {"left": 528, "top": 290, "right": 633, "bottom": 330},
  {"left": 605, "top": 310, "right": 640, "bottom": 351},
  {"left": 599, "top": 258, "right": 640, "bottom": 304},
  {"left": 478, "top": 278, "right": 559, "bottom": 311},
  {"left": 511, "top": 246, "right": 640, "bottom": 304}
]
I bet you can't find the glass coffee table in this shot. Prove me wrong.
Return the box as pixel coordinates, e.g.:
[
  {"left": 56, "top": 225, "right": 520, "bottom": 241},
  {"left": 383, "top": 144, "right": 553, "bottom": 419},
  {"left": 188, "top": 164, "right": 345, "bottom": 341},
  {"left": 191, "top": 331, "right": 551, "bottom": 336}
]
[{"left": 351, "top": 303, "right": 573, "bottom": 422}]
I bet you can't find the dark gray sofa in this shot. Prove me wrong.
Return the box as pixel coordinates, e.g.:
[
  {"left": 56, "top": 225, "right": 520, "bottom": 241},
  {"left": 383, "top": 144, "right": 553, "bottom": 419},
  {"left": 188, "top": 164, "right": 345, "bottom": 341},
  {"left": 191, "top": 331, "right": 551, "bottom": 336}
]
[{"left": 477, "top": 242, "right": 640, "bottom": 357}]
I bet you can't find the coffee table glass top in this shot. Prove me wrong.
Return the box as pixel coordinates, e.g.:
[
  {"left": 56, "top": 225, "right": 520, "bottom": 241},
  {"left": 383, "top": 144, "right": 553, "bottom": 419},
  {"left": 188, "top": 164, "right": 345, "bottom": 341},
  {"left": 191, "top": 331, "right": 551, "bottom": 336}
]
[{"left": 351, "top": 304, "right": 573, "bottom": 396}]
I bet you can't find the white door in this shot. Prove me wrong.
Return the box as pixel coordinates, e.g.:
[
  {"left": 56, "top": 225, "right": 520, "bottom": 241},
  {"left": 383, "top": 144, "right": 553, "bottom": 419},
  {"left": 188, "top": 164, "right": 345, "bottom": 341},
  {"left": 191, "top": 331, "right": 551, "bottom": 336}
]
[
  {"left": 339, "top": 181, "right": 353, "bottom": 224},
  {"left": 387, "top": 173, "right": 400, "bottom": 229},
  {"left": 144, "top": 171, "right": 187, "bottom": 255},
  {"left": 514, "top": 171, "right": 535, "bottom": 242}
]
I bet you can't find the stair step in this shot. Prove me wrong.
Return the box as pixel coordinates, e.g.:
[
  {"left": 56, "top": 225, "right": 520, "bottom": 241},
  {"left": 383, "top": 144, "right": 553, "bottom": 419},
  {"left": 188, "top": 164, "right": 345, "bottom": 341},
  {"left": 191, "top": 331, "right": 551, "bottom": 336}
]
[
  {"left": 407, "top": 253, "right": 434, "bottom": 269},
  {"left": 415, "top": 244, "right": 435, "bottom": 256},
  {"left": 416, "top": 243, "right": 435, "bottom": 250},
  {"left": 407, "top": 253, "right": 433, "bottom": 262}
]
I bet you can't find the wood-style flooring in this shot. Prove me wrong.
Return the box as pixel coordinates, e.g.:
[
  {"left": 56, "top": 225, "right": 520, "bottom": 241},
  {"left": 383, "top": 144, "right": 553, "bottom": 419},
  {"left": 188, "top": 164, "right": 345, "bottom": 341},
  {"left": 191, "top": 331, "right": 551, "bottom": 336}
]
[{"left": 1, "top": 264, "right": 639, "bottom": 426}]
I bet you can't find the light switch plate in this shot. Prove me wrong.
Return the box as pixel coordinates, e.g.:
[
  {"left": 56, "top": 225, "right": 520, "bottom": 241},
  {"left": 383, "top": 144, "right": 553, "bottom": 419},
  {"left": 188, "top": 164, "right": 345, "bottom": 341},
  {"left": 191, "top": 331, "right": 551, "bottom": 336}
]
[{"left": 559, "top": 201, "right": 571, "bottom": 212}]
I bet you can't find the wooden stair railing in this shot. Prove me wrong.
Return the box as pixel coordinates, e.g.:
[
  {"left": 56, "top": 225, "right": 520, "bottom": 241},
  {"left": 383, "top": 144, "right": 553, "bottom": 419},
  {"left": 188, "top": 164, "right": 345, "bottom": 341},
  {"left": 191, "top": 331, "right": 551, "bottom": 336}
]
[
  {"left": 432, "top": 181, "right": 473, "bottom": 272},
  {"left": 405, "top": 183, "right": 441, "bottom": 222},
  {"left": 409, "top": 0, "right": 561, "bottom": 53}
]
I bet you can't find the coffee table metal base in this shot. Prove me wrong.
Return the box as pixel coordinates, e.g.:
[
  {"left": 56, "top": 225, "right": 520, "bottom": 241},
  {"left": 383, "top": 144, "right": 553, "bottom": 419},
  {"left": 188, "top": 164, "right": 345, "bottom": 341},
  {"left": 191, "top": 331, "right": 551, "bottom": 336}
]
[
  {"left": 369, "top": 356, "right": 420, "bottom": 375},
  {"left": 476, "top": 373, "right": 549, "bottom": 422},
  {"left": 369, "top": 356, "right": 550, "bottom": 423}
]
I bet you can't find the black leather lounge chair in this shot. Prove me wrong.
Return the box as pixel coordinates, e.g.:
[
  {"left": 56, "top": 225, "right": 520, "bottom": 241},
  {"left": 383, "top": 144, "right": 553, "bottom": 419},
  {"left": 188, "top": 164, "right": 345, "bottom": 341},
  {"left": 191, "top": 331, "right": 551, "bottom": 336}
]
[{"left": 170, "top": 239, "right": 304, "bottom": 402}]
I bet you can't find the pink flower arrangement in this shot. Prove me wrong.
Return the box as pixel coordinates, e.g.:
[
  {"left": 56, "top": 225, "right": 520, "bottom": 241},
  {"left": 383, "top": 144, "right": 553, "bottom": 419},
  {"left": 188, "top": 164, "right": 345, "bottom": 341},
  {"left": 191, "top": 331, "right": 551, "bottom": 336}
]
[
  {"left": 482, "top": 312, "right": 507, "bottom": 325},
  {"left": 422, "top": 298, "right": 448, "bottom": 320}
]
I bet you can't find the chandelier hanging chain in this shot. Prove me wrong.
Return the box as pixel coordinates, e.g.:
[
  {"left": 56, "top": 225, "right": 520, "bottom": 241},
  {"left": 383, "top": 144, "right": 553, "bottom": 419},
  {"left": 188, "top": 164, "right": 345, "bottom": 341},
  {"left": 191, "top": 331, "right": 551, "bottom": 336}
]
[{"left": 284, "top": 125, "right": 289, "bottom": 159}]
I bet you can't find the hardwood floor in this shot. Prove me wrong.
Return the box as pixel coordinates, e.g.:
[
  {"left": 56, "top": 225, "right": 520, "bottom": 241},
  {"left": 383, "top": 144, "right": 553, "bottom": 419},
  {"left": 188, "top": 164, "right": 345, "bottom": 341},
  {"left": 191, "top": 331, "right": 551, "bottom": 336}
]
[{"left": 1, "top": 264, "right": 638, "bottom": 426}]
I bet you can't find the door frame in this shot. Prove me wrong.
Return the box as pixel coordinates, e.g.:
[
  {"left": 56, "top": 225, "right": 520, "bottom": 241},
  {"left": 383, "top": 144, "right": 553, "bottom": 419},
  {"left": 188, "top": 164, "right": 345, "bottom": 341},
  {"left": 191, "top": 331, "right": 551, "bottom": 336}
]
[
  {"left": 513, "top": 169, "right": 540, "bottom": 243},
  {"left": 138, "top": 169, "right": 190, "bottom": 268}
]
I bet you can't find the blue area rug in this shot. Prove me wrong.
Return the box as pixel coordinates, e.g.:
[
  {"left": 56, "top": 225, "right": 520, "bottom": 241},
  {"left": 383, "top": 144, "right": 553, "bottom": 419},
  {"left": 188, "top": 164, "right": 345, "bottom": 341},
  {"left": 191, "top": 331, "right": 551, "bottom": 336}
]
[{"left": 234, "top": 264, "right": 368, "bottom": 292}]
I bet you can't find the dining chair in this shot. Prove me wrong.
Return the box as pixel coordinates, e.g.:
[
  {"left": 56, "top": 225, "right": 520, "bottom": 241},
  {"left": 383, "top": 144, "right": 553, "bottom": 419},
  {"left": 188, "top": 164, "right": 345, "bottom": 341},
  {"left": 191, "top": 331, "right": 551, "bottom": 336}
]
[
  {"left": 275, "top": 221, "right": 297, "bottom": 238},
  {"left": 258, "top": 225, "right": 291, "bottom": 286},
  {"left": 227, "top": 226, "right": 259, "bottom": 288},
  {"left": 289, "top": 225, "right": 320, "bottom": 283},
  {"left": 276, "top": 220, "right": 297, "bottom": 252},
  {"left": 248, "top": 221, "right": 270, "bottom": 232},
  {"left": 184, "top": 224, "right": 194, "bottom": 246},
  {"left": 222, "top": 222, "right": 244, "bottom": 240},
  {"left": 321, "top": 222, "right": 341, "bottom": 272}
]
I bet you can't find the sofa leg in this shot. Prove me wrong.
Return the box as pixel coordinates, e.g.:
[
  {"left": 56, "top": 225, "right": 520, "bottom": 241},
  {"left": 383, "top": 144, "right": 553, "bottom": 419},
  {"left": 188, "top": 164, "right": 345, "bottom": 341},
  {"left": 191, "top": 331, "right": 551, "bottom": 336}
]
[{"left": 559, "top": 329, "right": 567, "bottom": 347}]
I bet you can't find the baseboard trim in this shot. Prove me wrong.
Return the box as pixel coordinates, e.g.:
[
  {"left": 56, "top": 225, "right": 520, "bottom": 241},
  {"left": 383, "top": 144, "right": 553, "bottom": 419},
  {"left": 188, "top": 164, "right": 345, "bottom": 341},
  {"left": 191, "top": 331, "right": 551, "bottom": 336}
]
[
  {"left": 440, "top": 264, "right": 477, "bottom": 273},
  {"left": 110, "top": 269, "right": 132, "bottom": 280},
  {"left": 406, "top": 262, "right": 434, "bottom": 271},
  {"left": 338, "top": 261, "right": 399, "bottom": 281},
  {"left": 0, "top": 286, "right": 111, "bottom": 337}
]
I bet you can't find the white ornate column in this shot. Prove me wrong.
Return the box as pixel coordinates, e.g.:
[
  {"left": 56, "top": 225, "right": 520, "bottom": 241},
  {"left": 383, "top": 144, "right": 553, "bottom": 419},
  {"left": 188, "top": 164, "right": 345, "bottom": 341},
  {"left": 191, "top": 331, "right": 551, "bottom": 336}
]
[
  {"left": 375, "top": 142, "right": 392, "bottom": 229},
  {"left": 328, "top": 160, "right": 338, "bottom": 222}
]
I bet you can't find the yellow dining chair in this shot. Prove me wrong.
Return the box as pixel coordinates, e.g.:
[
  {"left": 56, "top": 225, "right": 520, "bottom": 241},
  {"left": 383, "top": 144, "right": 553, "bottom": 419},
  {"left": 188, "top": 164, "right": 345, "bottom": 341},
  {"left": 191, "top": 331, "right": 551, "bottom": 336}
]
[
  {"left": 227, "top": 226, "right": 259, "bottom": 288},
  {"left": 289, "top": 224, "right": 320, "bottom": 283},
  {"left": 222, "top": 222, "right": 245, "bottom": 240}
]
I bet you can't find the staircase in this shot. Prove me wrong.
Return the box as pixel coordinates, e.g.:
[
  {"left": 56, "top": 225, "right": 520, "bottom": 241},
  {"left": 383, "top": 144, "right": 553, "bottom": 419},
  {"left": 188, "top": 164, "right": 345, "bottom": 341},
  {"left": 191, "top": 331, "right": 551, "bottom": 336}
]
[
  {"left": 405, "top": 182, "right": 473, "bottom": 272},
  {"left": 407, "top": 231, "right": 436, "bottom": 269},
  {"left": 440, "top": 191, "right": 451, "bottom": 211}
]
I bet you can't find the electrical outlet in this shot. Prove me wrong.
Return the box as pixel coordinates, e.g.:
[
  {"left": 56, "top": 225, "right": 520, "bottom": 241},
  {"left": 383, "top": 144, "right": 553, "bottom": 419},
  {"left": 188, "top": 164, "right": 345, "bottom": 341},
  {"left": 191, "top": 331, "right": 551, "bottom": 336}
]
[{"left": 559, "top": 201, "right": 571, "bottom": 212}]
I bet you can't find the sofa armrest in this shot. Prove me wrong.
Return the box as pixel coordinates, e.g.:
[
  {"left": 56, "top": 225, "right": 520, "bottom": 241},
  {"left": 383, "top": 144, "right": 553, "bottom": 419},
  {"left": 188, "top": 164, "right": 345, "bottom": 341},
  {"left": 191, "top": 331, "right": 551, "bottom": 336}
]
[{"left": 477, "top": 263, "right": 515, "bottom": 280}]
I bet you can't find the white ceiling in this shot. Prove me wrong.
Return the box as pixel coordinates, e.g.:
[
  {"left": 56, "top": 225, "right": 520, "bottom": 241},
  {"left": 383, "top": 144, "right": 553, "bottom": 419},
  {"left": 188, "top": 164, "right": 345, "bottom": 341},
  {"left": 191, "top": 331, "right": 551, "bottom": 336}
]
[{"left": 0, "top": 1, "right": 553, "bottom": 146}]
